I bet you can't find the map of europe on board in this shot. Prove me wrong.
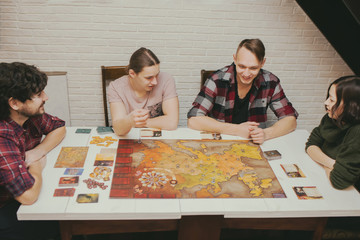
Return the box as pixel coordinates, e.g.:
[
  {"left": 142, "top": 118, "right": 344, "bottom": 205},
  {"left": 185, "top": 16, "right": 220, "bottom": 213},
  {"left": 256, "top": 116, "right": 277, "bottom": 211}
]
[{"left": 110, "top": 139, "right": 286, "bottom": 198}]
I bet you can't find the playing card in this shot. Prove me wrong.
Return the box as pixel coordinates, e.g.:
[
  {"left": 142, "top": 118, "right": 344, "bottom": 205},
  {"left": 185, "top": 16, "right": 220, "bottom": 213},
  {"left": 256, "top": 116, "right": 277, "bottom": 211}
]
[
  {"left": 264, "top": 150, "right": 282, "bottom": 160},
  {"left": 140, "top": 129, "right": 162, "bottom": 137},
  {"left": 53, "top": 188, "right": 75, "bottom": 197},
  {"left": 75, "top": 128, "right": 91, "bottom": 134},
  {"left": 58, "top": 176, "right": 79, "bottom": 187},
  {"left": 64, "top": 168, "right": 84, "bottom": 176},
  {"left": 76, "top": 193, "right": 99, "bottom": 203},
  {"left": 281, "top": 164, "right": 305, "bottom": 178}
]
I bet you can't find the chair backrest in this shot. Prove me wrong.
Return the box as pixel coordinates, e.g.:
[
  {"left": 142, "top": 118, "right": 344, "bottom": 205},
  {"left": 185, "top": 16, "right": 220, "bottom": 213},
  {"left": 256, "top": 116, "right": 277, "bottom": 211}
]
[
  {"left": 101, "top": 66, "right": 127, "bottom": 127},
  {"left": 200, "top": 69, "right": 215, "bottom": 88}
]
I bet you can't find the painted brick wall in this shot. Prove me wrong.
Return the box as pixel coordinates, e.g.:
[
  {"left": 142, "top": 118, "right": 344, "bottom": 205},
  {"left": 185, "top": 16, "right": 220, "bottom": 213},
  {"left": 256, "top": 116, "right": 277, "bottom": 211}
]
[{"left": 0, "top": 0, "right": 353, "bottom": 132}]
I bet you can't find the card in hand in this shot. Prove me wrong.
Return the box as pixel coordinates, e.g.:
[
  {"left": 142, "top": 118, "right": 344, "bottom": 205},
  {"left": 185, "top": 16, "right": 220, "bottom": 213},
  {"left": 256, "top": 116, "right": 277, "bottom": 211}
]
[
  {"left": 53, "top": 188, "right": 75, "bottom": 197},
  {"left": 264, "top": 150, "right": 282, "bottom": 160},
  {"left": 64, "top": 168, "right": 84, "bottom": 176},
  {"left": 293, "top": 186, "right": 323, "bottom": 200},
  {"left": 58, "top": 176, "right": 79, "bottom": 187},
  {"left": 75, "top": 128, "right": 91, "bottom": 134},
  {"left": 76, "top": 193, "right": 99, "bottom": 203},
  {"left": 281, "top": 164, "right": 305, "bottom": 178},
  {"left": 140, "top": 128, "right": 162, "bottom": 137}
]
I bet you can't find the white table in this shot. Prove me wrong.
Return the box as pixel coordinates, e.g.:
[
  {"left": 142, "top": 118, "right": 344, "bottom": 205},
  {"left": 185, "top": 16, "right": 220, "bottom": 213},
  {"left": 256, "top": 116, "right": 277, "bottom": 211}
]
[{"left": 17, "top": 128, "right": 360, "bottom": 240}]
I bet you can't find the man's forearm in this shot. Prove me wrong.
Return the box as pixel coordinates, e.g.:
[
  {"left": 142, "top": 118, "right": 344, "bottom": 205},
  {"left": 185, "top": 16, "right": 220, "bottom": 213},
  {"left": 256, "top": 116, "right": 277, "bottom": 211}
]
[
  {"left": 187, "top": 116, "right": 250, "bottom": 138},
  {"left": 112, "top": 117, "right": 133, "bottom": 136},
  {"left": 264, "top": 116, "right": 296, "bottom": 141},
  {"left": 35, "top": 126, "right": 66, "bottom": 156}
]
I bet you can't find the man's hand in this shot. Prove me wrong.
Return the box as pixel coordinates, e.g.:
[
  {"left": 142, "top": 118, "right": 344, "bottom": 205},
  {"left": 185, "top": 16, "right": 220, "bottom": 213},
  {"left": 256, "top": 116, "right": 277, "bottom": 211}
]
[
  {"left": 234, "top": 122, "right": 259, "bottom": 138},
  {"left": 249, "top": 126, "right": 266, "bottom": 144},
  {"left": 129, "top": 109, "right": 150, "bottom": 128}
]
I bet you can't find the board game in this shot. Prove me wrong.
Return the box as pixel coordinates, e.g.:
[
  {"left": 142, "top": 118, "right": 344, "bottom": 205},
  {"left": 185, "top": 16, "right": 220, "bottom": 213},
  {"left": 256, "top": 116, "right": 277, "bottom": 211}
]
[{"left": 110, "top": 139, "right": 286, "bottom": 199}]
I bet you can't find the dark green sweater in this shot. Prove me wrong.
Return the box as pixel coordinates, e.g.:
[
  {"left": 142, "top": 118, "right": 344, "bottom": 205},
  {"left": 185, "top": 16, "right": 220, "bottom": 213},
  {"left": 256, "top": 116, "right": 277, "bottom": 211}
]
[{"left": 306, "top": 114, "right": 360, "bottom": 190}]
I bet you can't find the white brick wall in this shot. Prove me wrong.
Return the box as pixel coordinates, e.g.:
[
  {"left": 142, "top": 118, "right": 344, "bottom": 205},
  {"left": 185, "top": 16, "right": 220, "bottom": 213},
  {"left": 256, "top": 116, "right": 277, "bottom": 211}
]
[{"left": 0, "top": 0, "right": 353, "bottom": 131}]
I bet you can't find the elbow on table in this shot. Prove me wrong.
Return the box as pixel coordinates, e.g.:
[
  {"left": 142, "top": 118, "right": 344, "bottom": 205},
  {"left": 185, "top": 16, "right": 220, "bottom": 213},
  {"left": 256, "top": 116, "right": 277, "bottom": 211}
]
[{"left": 16, "top": 193, "right": 39, "bottom": 205}]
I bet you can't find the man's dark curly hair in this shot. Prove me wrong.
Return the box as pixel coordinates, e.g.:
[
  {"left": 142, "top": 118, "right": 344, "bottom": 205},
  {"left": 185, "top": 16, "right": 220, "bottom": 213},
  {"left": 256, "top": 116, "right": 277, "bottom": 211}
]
[{"left": 0, "top": 62, "right": 47, "bottom": 120}]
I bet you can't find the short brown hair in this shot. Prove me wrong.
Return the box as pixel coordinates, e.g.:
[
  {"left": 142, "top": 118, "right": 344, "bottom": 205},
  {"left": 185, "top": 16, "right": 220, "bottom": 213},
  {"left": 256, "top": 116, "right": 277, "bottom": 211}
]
[
  {"left": 236, "top": 39, "right": 265, "bottom": 62},
  {"left": 127, "top": 47, "right": 160, "bottom": 74}
]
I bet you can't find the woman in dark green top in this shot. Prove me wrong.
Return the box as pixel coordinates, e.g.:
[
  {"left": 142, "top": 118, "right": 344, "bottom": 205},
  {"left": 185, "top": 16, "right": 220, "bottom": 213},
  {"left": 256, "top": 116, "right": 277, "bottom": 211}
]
[{"left": 306, "top": 76, "right": 360, "bottom": 191}]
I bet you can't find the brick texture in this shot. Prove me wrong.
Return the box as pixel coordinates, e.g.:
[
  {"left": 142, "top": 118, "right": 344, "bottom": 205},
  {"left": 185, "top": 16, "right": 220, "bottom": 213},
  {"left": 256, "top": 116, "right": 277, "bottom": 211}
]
[{"left": 0, "top": 0, "right": 353, "bottom": 132}]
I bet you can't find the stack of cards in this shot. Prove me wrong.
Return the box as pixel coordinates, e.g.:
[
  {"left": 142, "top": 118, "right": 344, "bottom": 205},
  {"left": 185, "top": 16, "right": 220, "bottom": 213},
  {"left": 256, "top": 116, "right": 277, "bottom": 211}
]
[
  {"left": 58, "top": 176, "right": 79, "bottom": 187},
  {"left": 200, "top": 131, "right": 222, "bottom": 140},
  {"left": 264, "top": 150, "right": 281, "bottom": 161},
  {"left": 140, "top": 128, "right": 162, "bottom": 137},
  {"left": 96, "top": 126, "right": 114, "bottom": 134}
]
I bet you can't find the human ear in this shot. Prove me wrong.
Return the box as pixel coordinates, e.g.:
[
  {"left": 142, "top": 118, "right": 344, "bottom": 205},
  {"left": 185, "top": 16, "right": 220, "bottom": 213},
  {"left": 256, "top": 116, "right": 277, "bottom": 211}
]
[
  {"left": 128, "top": 69, "right": 137, "bottom": 79},
  {"left": 8, "top": 97, "right": 21, "bottom": 111}
]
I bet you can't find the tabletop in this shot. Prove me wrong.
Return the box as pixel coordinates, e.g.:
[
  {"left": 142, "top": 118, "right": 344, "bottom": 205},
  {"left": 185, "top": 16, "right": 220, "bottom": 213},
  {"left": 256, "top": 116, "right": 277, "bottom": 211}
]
[{"left": 17, "top": 127, "right": 360, "bottom": 221}]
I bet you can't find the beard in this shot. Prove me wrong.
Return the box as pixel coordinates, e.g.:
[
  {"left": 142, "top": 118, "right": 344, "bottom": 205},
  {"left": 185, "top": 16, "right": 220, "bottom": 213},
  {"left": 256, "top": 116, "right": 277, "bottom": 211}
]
[{"left": 18, "top": 103, "right": 45, "bottom": 118}]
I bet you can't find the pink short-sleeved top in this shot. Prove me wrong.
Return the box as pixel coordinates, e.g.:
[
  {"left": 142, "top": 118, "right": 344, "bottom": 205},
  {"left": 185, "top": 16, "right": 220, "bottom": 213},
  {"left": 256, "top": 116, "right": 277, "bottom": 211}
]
[{"left": 107, "top": 72, "right": 177, "bottom": 118}]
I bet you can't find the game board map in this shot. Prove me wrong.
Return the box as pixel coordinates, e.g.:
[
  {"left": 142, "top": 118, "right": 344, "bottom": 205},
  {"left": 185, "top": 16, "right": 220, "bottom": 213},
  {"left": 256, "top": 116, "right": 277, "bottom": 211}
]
[{"left": 110, "top": 139, "right": 286, "bottom": 199}]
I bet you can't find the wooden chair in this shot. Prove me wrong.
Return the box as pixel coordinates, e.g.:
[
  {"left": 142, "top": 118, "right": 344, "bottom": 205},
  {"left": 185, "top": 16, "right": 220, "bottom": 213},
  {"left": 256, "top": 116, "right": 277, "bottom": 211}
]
[
  {"left": 200, "top": 69, "right": 215, "bottom": 88},
  {"left": 101, "top": 66, "right": 127, "bottom": 127}
]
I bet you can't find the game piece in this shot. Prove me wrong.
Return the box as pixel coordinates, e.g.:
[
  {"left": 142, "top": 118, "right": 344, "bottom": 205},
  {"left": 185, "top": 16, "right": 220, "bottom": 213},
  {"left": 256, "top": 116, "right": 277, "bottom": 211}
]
[
  {"left": 54, "top": 147, "right": 89, "bottom": 168},
  {"left": 53, "top": 188, "right": 75, "bottom": 197},
  {"left": 76, "top": 193, "right": 99, "bottom": 203},
  {"left": 281, "top": 164, "right": 305, "bottom": 178},
  {"left": 90, "top": 136, "right": 117, "bottom": 147},
  {"left": 263, "top": 150, "right": 282, "bottom": 161},
  {"left": 83, "top": 178, "right": 108, "bottom": 190},
  {"left": 140, "top": 128, "right": 162, "bottom": 137},
  {"left": 293, "top": 186, "right": 323, "bottom": 200},
  {"left": 75, "top": 128, "right": 91, "bottom": 134},
  {"left": 64, "top": 168, "right": 84, "bottom": 176},
  {"left": 58, "top": 176, "right": 79, "bottom": 187},
  {"left": 90, "top": 167, "right": 112, "bottom": 181}
]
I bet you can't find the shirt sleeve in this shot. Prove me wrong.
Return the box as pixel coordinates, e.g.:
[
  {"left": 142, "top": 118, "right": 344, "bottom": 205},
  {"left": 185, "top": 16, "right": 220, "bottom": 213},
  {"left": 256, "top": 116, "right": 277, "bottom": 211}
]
[
  {"left": 161, "top": 73, "right": 178, "bottom": 101},
  {"left": 305, "top": 115, "right": 327, "bottom": 151},
  {"left": 187, "top": 78, "right": 217, "bottom": 119},
  {"left": 0, "top": 137, "right": 35, "bottom": 197},
  {"left": 269, "top": 81, "right": 298, "bottom": 119},
  {"left": 330, "top": 127, "right": 360, "bottom": 189},
  {"left": 35, "top": 113, "right": 65, "bottom": 135}
]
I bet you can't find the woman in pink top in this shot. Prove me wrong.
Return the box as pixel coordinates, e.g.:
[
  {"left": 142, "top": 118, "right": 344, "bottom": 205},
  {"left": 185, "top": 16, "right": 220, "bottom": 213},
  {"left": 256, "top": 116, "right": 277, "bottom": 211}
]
[{"left": 108, "top": 47, "right": 179, "bottom": 135}]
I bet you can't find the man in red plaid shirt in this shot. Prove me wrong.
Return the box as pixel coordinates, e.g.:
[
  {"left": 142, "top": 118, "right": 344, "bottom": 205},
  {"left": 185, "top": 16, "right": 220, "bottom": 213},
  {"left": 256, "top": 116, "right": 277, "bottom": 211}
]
[
  {"left": 0, "top": 62, "right": 66, "bottom": 239},
  {"left": 188, "top": 39, "right": 298, "bottom": 144}
]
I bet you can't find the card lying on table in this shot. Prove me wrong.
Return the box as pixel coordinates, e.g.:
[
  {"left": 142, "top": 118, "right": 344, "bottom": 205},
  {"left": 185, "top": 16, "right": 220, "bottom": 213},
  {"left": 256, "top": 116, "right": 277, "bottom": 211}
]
[
  {"left": 76, "top": 193, "right": 99, "bottom": 203},
  {"left": 96, "top": 126, "right": 114, "bottom": 134},
  {"left": 53, "top": 188, "right": 76, "bottom": 197},
  {"left": 75, "top": 128, "right": 91, "bottom": 134},
  {"left": 64, "top": 168, "right": 84, "bottom": 176},
  {"left": 293, "top": 186, "right": 323, "bottom": 200},
  {"left": 58, "top": 176, "right": 79, "bottom": 187}
]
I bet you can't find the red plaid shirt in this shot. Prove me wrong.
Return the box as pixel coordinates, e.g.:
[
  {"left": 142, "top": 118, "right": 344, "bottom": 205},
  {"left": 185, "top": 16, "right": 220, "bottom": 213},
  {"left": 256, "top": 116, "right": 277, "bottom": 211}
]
[
  {"left": 187, "top": 63, "right": 298, "bottom": 128},
  {"left": 0, "top": 114, "right": 65, "bottom": 207}
]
